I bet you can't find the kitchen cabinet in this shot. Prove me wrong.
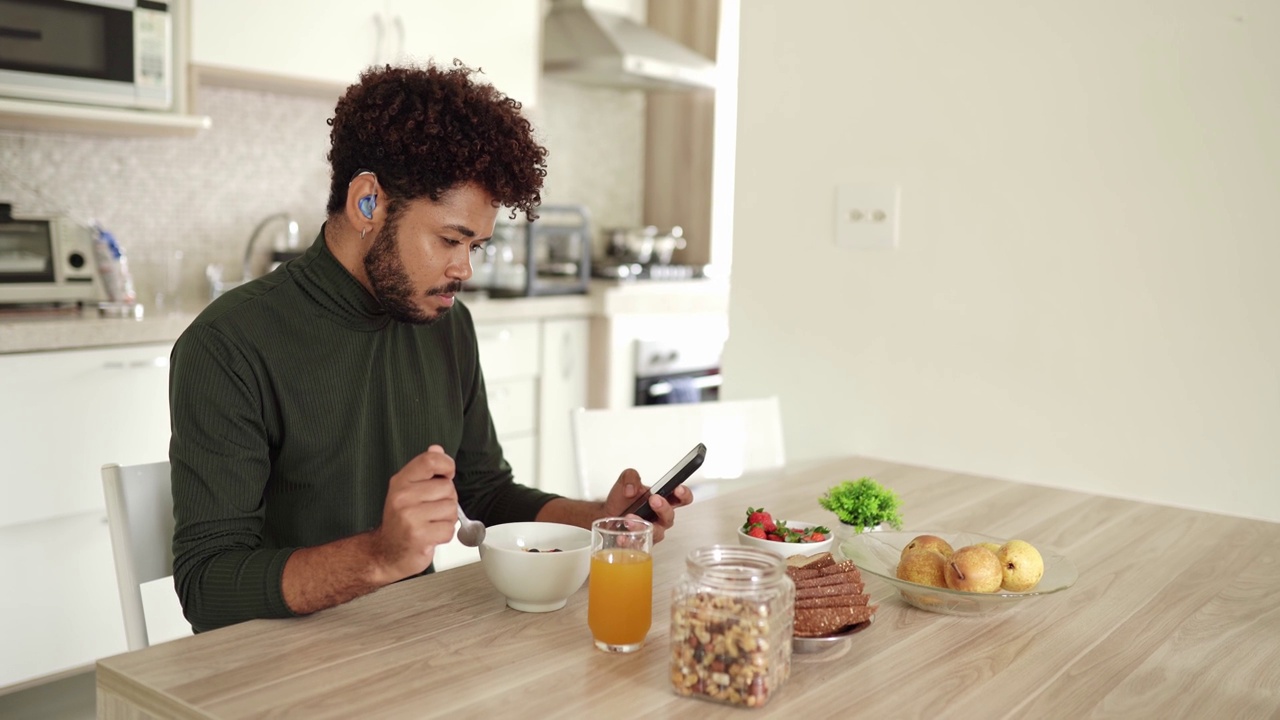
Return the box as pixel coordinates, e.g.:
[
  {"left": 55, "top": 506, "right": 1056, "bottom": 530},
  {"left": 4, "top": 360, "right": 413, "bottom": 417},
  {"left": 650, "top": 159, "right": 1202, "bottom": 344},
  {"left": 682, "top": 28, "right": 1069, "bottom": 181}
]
[
  {"left": 0, "top": 344, "right": 173, "bottom": 528},
  {"left": 189, "top": 0, "right": 540, "bottom": 104},
  {"left": 0, "top": 511, "right": 126, "bottom": 690},
  {"left": 538, "top": 318, "right": 590, "bottom": 499},
  {"left": 433, "top": 315, "right": 589, "bottom": 571},
  {"left": 434, "top": 318, "right": 539, "bottom": 572},
  {"left": 389, "top": 0, "right": 541, "bottom": 105},
  {"left": 474, "top": 319, "right": 541, "bottom": 488},
  {"left": 189, "top": 0, "right": 380, "bottom": 91},
  {"left": 470, "top": 316, "right": 591, "bottom": 496},
  {"left": 0, "top": 343, "right": 171, "bottom": 690}
]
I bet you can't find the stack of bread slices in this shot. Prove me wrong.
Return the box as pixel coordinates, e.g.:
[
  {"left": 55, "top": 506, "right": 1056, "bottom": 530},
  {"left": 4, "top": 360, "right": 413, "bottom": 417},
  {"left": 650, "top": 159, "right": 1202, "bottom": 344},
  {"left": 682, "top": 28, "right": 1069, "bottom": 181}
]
[{"left": 786, "top": 552, "right": 878, "bottom": 637}]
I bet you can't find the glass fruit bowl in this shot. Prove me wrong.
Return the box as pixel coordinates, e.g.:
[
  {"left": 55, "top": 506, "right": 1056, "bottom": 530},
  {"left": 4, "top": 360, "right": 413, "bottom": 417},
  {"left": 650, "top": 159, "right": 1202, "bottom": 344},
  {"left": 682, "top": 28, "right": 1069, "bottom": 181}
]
[{"left": 838, "top": 530, "right": 1078, "bottom": 616}]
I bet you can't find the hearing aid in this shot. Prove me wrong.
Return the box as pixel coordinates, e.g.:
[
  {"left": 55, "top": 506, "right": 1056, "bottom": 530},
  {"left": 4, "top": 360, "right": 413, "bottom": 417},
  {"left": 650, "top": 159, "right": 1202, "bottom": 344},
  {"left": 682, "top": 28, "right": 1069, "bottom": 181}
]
[{"left": 351, "top": 169, "right": 378, "bottom": 219}]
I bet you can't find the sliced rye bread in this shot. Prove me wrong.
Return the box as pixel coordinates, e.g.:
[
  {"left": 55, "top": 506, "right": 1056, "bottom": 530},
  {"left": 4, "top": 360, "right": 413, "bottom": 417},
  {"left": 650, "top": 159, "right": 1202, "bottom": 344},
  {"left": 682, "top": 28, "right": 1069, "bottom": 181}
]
[
  {"left": 794, "top": 604, "right": 878, "bottom": 637},
  {"left": 787, "top": 559, "right": 862, "bottom": 583},
  {"left": 795, "top": 594, "right": 872, "bottom": 610},
  {"left": 785, "top": 552, "right": 835, "bottom": 571},
  {"left": 794, "top": 569, "right": 861, "bottom": 590},
  {"left": 795, "top": 581, "right": 864, "bottom": 600}
]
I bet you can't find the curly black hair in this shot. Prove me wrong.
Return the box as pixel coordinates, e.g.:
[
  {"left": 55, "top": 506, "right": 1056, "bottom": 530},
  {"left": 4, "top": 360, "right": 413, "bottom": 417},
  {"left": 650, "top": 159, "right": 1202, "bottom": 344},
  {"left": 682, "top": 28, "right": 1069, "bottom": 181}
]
[{"left": 325, "top": 61, "right": 548, "bottom": 220}]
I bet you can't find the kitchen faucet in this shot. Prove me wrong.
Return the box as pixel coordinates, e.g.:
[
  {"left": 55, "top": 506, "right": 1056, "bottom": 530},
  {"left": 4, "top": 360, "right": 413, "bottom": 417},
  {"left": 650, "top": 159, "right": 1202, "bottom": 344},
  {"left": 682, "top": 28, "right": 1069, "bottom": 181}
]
[{"left": 242, "top": 213, "right": 300, "bottom": 281}]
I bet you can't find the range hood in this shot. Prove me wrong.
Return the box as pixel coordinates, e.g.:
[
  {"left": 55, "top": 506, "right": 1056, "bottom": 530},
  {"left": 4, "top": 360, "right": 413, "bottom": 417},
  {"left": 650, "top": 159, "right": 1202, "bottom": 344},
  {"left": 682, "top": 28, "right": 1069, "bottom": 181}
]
[{"left": 543, "top": 0, "right": 717, "bottom": 92}]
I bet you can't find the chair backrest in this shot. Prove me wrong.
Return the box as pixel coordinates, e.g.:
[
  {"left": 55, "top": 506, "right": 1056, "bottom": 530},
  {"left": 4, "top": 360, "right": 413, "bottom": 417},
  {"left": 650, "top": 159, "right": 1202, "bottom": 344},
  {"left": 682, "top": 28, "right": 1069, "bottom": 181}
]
[
  {"left": 570, "top": 396, "right": 786, "bottom": 501},
  {"left": 101, "top": 461, "right": 182, "bottom": 650}
]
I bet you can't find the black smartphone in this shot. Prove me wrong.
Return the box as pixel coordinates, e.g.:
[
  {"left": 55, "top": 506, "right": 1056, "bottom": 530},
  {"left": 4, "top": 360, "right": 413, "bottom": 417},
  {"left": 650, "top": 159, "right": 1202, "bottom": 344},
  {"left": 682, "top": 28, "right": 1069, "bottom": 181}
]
[{"left": 621, "top": 442, "right": 707, "bottom": 522}]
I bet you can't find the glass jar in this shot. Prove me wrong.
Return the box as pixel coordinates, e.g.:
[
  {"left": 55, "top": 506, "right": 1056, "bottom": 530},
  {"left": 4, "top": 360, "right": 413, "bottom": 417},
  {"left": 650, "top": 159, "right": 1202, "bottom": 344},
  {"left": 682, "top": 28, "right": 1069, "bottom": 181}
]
[{"left": 669, "top": 545, "right": 795, "bottom": 709}]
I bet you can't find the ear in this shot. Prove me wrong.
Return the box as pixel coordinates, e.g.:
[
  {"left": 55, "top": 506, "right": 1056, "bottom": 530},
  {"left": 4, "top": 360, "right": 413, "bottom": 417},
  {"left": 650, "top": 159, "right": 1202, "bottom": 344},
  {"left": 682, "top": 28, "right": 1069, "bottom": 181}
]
[{"left": 345, "top": 171, "right": 381, "bottom": 238}]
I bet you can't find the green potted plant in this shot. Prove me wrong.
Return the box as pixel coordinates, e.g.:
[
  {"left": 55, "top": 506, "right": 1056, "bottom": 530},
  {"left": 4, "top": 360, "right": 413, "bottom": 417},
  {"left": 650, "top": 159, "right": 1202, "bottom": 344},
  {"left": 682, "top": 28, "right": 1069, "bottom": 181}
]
[{"left": 818, "top": 477, "right": 904, "bottom": 536}]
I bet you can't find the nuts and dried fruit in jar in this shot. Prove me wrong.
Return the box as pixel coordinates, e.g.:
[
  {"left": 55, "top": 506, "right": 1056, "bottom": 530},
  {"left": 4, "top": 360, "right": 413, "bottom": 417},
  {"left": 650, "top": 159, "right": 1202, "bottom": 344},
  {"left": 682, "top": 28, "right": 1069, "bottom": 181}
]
[{"left": 669, "top": 545, "right": 795, "bottom": 708}]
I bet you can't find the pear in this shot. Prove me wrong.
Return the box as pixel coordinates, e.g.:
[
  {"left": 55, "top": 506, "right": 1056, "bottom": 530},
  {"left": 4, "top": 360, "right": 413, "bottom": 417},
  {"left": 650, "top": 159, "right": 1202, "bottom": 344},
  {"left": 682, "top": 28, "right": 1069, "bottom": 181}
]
[
  {"left": 977, "top": 542, "right": 1001, "bottom": 555},
  {"left": 901, "top": 534, "right": 954, "bottom": 561},
  {"left": 944, "top": 545, "right": 1003, "bottom": 593},
  {"left": 997, "top": 539, "right": 1045, "bottom": 592},
  {"left": 896, "top": 549, "right": 949, "bottom": 588}
]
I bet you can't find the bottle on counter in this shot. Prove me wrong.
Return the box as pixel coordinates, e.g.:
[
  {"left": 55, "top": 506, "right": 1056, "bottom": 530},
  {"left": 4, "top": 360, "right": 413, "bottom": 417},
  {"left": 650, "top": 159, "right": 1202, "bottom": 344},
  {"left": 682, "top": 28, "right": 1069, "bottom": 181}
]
[{"left": 92, "top": 224, "right": 137, "bottom": 307}]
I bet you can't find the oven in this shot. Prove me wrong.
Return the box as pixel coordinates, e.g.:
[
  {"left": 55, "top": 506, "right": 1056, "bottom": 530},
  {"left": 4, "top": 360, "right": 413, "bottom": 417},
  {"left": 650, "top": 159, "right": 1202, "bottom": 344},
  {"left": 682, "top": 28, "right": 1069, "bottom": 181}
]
[{"left": 633, "top": 336, "right": 723, "bottom": 406}]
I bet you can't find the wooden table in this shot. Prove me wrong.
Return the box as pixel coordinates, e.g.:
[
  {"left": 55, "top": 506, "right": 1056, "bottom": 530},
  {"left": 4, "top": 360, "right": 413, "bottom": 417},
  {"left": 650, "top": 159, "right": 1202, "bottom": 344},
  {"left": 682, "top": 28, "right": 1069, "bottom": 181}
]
[{"left": 97, "top": 457, "right": 1280, "bottom": 719}]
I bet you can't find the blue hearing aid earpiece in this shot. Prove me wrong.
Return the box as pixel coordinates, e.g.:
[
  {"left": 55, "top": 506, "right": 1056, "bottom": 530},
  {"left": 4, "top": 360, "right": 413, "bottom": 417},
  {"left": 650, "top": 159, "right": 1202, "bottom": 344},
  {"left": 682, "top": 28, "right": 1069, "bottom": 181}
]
[{"left": 358, "top": 194, "right": 377, "bottom": 219}]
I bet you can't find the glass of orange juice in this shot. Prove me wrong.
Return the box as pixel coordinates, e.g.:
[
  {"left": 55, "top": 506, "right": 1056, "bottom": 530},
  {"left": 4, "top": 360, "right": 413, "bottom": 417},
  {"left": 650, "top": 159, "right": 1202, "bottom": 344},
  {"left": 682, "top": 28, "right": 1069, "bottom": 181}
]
[{"left": 588, "top": 517, "right": 654, "bottom": 653}]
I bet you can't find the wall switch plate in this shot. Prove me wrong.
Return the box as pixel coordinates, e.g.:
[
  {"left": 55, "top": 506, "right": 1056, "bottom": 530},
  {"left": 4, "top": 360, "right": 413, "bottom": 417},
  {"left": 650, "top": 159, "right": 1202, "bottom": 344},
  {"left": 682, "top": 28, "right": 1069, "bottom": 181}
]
[{"left": 835, "top": 183, "right": 901, "bottom": 249}]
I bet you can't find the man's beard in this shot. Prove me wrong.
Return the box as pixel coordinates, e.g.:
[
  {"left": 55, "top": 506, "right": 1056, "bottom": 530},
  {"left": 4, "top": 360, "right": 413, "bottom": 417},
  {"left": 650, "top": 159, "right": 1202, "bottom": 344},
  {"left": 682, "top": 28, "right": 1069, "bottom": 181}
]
[{"left": 364, "top": 212, "right": 461, "bottom": 325}]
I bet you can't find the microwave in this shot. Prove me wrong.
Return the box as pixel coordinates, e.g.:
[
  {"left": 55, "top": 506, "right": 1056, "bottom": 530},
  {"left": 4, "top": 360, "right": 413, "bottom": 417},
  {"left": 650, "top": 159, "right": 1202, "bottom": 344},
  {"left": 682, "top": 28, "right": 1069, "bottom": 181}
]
[
  {"left": 0, "top": 0, "right": 172, "bottom": 111},
  {"left": 0, "top": 204, "right": 105, "bottom": 305}
]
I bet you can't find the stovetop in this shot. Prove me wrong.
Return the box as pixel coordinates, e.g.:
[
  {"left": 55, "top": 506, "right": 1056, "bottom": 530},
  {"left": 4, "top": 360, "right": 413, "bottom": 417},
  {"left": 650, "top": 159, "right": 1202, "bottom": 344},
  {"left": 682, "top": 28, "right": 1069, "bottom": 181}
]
[{"left": 591, "top": 262, "right": 706, "bottom": 281}]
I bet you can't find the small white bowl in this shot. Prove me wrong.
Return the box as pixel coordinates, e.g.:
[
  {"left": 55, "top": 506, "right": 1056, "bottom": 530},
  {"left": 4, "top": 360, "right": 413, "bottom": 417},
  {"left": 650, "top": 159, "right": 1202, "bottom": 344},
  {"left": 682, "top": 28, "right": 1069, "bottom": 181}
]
[
  {"left": 479, "top": 522, "right": 592, "bottom": 612},
  {"left": 736, "top": 521, "right": 834, "bottom": 558}
]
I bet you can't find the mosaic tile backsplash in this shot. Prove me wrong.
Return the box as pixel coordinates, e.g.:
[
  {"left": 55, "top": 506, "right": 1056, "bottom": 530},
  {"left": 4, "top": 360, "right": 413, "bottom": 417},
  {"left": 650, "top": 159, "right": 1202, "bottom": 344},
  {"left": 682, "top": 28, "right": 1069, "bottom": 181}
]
[{"left": 0, "top": 80, "right": 645, "bottom": 311}]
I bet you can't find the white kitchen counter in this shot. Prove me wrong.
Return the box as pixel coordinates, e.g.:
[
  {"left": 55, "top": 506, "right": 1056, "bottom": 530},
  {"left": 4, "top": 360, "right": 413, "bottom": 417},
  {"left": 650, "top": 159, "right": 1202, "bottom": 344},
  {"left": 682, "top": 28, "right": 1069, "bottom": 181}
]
[
  {"left": 0, "top": 309, "right": 199, "bottom": 355},
  {"left": 0, "top": 280, "right": 729, "bottom": 355}
]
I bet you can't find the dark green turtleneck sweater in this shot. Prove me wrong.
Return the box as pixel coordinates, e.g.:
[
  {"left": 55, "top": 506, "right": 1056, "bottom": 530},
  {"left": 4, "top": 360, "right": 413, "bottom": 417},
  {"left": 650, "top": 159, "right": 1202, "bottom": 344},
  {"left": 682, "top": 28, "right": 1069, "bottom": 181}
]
[{"left": 170, "top": 228, "right": 556, "bottom": 633}]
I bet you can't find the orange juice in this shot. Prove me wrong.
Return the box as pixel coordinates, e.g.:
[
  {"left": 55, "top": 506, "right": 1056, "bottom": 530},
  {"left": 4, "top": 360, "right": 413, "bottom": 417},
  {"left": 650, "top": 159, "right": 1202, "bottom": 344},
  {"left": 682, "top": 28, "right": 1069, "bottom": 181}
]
[{"left": 588, "top": 548, "right": 653, "bottom": 646}]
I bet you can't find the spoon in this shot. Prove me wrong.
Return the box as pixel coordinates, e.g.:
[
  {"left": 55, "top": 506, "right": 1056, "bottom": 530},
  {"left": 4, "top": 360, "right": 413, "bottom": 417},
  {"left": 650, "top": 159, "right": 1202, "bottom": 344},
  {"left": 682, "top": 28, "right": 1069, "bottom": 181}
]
[{"left": 456, "top": 505, "right": 486, "bottom": 547}]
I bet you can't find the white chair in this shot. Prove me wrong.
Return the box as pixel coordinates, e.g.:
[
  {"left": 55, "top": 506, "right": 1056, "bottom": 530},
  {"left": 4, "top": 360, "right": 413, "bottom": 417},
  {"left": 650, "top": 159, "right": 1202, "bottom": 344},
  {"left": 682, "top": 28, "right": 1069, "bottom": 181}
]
[
  {"left": 101, "top": 461, "right": 191, "bottom": 650},
  {"left": 570, "top": 396, "right": 786, "bottom": 502}
]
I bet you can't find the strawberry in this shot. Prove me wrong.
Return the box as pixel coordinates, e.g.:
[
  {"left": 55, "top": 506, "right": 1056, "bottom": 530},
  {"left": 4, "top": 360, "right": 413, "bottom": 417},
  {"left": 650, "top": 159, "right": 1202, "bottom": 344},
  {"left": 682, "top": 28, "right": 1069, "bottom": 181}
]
[
  {"left": 745, "top": 507, "right": 772, "bottom": 528},
  {"left": 806, "top": 532, "right": 826, "bottom": 542},
  {"left": 747, "top": 525, "right": 767, "bottom": 539},
  {"left": 744, "top": 506, "right": 778, "bottom": 533}
]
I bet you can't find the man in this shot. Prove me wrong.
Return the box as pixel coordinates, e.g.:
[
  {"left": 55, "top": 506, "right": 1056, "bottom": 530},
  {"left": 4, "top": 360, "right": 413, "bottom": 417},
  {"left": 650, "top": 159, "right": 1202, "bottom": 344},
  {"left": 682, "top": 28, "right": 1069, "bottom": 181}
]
[{"left": 170, "top": 61, "right": 690, "bottom": 633}]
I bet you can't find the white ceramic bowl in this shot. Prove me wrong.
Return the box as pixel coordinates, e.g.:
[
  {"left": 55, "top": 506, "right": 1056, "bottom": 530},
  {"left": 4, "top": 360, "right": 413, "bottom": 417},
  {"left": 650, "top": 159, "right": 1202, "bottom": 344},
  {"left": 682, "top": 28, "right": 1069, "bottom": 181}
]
[
  {"left": 736, "top": 521, "right": 834, "bottom": 558},
  {"left": 479, "top": 522, "right": 592, "bottom": 612}
]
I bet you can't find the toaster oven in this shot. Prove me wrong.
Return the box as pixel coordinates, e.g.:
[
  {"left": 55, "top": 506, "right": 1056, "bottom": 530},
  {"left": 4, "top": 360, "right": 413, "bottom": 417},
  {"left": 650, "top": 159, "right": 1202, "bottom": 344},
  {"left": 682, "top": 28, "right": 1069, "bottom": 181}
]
[
  {"left": 0, "top": 204, "right": 106, "bottom": 305},
  {"left": 483, "top": 204, "right": 593, "bottom": 298}
]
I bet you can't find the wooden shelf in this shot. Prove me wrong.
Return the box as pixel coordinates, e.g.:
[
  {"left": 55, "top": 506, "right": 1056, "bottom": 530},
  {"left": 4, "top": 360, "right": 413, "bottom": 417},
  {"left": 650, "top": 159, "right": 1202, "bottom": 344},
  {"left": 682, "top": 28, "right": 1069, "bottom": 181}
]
[{"left": 0, "top": 97, "right": 211, "bottom": 138}]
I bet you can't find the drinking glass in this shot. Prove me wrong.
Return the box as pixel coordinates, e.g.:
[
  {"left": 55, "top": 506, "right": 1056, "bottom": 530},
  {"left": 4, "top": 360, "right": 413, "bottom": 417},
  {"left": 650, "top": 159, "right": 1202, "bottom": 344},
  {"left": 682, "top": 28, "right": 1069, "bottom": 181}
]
[
  {"left": 150, "top": 249, "right": 184, "bottom": 315},
  {"left": 588, "top": 517, "right": 654, "bottom": 653}
]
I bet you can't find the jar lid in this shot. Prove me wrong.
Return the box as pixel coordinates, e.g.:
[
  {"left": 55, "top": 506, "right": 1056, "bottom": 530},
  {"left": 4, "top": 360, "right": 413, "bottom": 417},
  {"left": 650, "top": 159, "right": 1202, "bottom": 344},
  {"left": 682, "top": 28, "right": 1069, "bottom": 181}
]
[{"left": 685, "top": 545, "right": 787, "bottom": 586}]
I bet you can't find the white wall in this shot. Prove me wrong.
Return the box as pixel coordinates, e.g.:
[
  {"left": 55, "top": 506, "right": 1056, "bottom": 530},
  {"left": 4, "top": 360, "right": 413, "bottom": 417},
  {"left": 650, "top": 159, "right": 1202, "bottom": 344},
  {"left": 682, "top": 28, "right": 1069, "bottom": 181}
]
[{"left": 725, "top": 1, "right": 1280, "bottom": 522}]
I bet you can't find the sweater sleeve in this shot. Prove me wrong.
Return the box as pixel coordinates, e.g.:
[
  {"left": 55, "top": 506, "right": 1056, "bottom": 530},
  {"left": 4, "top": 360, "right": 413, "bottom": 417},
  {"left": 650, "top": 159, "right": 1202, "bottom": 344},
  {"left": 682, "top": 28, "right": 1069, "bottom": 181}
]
[{"left": 169, "top": 322, "right": 297, "bottom": 632}]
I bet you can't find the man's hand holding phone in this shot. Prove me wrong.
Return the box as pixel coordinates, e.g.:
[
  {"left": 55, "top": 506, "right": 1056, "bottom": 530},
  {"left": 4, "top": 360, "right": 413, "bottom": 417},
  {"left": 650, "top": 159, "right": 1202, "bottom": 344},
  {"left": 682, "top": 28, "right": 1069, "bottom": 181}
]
[{"left": 602, "top": 443, "right": 705, "bottom": 542}]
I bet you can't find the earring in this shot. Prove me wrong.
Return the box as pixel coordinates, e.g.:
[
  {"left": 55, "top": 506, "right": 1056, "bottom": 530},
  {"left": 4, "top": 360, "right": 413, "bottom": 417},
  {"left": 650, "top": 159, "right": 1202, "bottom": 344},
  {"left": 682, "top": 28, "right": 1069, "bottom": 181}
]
[
  {"left": 358, "top": 194, "right": 377, "bottom": 219},
  {"left": 360, "top": 227, "right": 368, "bottom": 241}
]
